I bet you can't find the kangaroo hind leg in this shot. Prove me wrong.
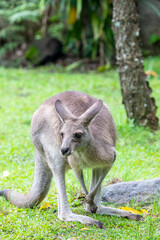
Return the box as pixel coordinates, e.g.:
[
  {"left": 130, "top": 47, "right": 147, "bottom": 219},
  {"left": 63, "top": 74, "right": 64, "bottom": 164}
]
[{"left": 86, "top": 169, "right": 142, "bottom": 221}]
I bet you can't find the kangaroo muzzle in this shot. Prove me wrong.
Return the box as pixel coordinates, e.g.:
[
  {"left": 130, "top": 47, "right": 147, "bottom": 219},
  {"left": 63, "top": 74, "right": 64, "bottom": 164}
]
[{"left": 61, "top": 147, "right": 71, "bottom": 156}]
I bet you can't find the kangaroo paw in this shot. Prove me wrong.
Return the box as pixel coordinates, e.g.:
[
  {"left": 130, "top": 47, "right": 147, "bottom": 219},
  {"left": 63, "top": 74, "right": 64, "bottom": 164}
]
[
  {"left": 0, "top": 190, "right": 5, "bottom": 196},
  {"left": 85, "top": 200, "right": 98, "bottom": 213},
  {"left": 97, "top": 205, "right": 143, "bottom": 221},
  {"left": 85, "top": 196, "right": 98, "bottom": 213},
  {"left": 93, "top": 220, "right": 106, "bottom": 229},
  {"left": 60, "top": 213, "right": 105, "bottom": 229},
  {"left": 125, "top": 213, "right": 143, "bottom": 221},
  {"left": 0, "top": 190, "right": 9, "bottom": 198}
]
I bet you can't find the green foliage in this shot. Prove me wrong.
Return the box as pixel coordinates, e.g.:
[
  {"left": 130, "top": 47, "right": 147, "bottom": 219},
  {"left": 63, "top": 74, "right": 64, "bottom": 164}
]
[
  {"left": 9, "top": 10, "right": 40, "bottom": 24},
  {"left": 0, "top": 0, "right": 114, "bottom": 65},
  {"left": 0, "top": 0, "right": 41, "bottom": 57},
  {"left": 65, "top": 59, "right": 86, "bottom": 71},
  {"left": 0, "top": 42, "right": 19, "bottom": 57},
  {"left": 25, "top": 46, "right": 39, "bottom": 64},
  {"left": 0, "top": 57, "right": 160, "bottom": 238},
  {"left": 0, "top": 0, "right": 160, "bottom": 66},
  {"left": 149, "top": 34, "right": 160, "bottom": 44},
  {"left": 62, "top": 0, "right": 114, "bottom": 62}
]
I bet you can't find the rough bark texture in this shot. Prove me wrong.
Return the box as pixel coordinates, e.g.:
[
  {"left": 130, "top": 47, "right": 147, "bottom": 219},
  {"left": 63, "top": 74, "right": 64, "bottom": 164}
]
[{"left": 112, "top": 0, "right": 159, "bottom": 130}]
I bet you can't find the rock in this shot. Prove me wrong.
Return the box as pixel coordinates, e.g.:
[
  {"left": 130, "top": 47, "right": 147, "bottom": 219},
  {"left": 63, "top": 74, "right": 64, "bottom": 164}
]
[
  {"left": 25, "top": 37, "right": 63, "bottom": 66},
  {"left": 102, "top": 178, "right": 160, "bottom": 205}
]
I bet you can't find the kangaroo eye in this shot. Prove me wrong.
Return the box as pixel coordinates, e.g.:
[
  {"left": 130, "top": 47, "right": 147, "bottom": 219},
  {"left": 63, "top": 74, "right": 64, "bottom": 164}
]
[
  {"left": 60, "top": 132, "right": 64, "bottom": 138},
  {"left": 74, "top": 132, "right": 82, "bottom": 139}
]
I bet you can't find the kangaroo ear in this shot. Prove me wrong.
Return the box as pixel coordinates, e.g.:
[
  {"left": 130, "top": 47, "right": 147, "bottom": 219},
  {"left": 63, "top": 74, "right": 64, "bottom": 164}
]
[
  {"left": 80, "top": 100, "right": 103, "bottom": 126},
  {"left": 55, "top": 100, "right": 74, "bottom": 123}
]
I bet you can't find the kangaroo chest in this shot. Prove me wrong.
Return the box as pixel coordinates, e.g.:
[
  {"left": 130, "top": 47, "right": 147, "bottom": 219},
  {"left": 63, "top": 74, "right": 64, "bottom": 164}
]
[{"left": 68, "top": 147, "right": 113, "bottom": 170}]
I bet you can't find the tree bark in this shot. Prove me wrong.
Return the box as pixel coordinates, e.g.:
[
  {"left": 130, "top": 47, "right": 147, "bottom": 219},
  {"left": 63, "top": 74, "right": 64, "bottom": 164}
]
[{"left": 112, "top": 0, "right": 159, "bottom": 130}]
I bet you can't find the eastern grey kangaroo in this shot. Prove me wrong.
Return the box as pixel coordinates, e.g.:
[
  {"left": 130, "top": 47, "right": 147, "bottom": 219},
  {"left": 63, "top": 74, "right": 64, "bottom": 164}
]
[{"left": 0, "top": 91, "right": 142, "bottom": 228}]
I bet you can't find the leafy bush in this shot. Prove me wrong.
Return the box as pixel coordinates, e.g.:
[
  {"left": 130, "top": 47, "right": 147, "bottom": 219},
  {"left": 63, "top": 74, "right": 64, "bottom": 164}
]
[
  {"left": 0, "top": 0, "right": 41, "bottom": 57},
  {"left": 61, "top": 0, "right": 115, "bottom": 64},
  {"left": 0, "top": 0, "right": 114, "bottom": 66}
]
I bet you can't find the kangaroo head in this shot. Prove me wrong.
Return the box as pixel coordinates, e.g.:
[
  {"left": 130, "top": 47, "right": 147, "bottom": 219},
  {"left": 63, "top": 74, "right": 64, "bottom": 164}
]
[{"left": 55, "top": 99, "right": 103, "bottom": 156}]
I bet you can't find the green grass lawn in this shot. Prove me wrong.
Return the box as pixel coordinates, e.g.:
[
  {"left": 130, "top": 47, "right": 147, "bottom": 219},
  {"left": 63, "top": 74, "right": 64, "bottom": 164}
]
[{"left": 0, "top": 57, "right": 160, "bottom": 239}]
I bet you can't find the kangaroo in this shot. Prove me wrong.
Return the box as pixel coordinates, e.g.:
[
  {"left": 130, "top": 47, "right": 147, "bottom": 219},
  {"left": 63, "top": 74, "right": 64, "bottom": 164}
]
[{"left": 0, "top": 91, "right": 142, "bottom": 228}]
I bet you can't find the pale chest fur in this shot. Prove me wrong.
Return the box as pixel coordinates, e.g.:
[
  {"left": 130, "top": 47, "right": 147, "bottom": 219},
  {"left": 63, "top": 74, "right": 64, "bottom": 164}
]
[{"left": 67, "top": 143, "right": 115, "bottom": 170}]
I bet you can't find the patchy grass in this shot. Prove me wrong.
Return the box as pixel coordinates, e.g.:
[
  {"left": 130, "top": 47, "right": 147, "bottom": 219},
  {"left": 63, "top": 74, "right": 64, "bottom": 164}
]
[{"left": 0, "top": 57, "right": 160, "bottom": 239}]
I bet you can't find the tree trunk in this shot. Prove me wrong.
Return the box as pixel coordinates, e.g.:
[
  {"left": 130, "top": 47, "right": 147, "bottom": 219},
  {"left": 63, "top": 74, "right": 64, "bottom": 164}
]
[
  {"left": 112, "top": 0, "right": 159, "bottom": 130},
  {"left": 41, "top": 4, "right": 52, "bottom": 38}
]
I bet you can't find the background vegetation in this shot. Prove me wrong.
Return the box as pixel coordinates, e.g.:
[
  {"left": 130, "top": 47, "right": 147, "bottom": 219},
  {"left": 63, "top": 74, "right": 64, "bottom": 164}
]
[
  {"left": 0, "top": 0, "right": 116, "bottom": 67},
  {"left": 0, "top": 0, "right": 160, "bottom": 238},
  {"left": 1, "top": 0, "right": 160, "bottom": 68},
  {"left": 0, "top": 56, "right": 160, "bottom": 239}
]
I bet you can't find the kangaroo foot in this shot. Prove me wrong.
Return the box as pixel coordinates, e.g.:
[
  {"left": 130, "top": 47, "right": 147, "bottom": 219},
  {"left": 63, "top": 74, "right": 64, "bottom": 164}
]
[
  {"left": 85, "top": 196, "right": 97, "bottom": 213},
  {"left": 60, "top": 213, "right": 105, "bottom": 229},
  {"left": 97, "top": 205, "right": 143, "bottom": 221}
]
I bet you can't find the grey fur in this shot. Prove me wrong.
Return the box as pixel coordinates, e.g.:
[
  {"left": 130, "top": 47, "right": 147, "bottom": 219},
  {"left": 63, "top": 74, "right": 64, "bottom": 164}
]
[{"left": 0, "top": 91, "right": 142, "bottom": 228}]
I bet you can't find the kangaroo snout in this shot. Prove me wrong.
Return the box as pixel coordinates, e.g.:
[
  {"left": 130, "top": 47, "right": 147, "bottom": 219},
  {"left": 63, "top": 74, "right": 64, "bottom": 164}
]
[{"left": 61, "top": 147, "right": 71, "bottom": 156}]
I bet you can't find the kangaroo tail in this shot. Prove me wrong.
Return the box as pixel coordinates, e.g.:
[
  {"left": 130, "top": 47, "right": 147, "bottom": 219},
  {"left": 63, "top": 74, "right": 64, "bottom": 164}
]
[{"left": 0, "top": 151, "right": 52, "bottom": 208}]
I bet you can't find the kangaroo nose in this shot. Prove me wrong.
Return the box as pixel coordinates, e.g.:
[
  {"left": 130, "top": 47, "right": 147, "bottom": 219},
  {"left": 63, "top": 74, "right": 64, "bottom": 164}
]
[{"left": 61, "top": 147, "right": 70, "bottom": 156}]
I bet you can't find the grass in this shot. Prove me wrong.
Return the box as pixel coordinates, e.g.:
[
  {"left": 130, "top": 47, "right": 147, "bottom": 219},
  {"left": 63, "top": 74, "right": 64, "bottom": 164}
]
[{"left": 0, "top": 56, "right": 160, "bottom": 239}]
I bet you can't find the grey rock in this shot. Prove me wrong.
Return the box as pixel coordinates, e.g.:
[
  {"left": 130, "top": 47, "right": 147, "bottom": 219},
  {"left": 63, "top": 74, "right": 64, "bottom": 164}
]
[
  {"left": 102, "top": 178, "right": 160, "bottom": 205},
  {"left": 25, "top": 37, "right": 63, "bottom": 66}
]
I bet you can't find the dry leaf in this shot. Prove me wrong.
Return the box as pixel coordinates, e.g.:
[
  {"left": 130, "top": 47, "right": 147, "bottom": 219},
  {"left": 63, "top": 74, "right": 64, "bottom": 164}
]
[
  {"left": 140, "top": 209, "right": 149, "bottom": 214},
  {"left": 39, "top": 203, "right": 51, "bottom": 211},
  {"left": 145, "top": 70, "right": 158, "bottom": 77},
  {"left": 120, "top": 207, "right": 142, "bottom": 215},
  {"left": 80, "top": 227, "right": 89, "bottom": 231},
  {"left": 120, "top": 207, "right": 149, "bottom": 215}
]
